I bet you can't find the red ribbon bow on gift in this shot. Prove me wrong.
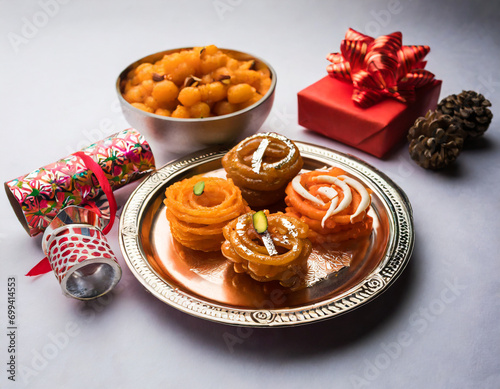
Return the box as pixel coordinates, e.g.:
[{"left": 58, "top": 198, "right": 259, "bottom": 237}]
[{"left": 326, "top": 28, "right": 436, "bottom": 108}]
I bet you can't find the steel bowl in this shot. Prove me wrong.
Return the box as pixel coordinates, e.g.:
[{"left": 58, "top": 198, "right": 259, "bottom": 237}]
[{"left": 116, "top": 47, "right": 277, "bottom": 155}]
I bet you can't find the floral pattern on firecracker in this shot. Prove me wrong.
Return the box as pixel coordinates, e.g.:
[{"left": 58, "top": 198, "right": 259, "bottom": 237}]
[
  {"left": 5, "top": 128, "right": 155, "bottom": 236},
  {"left": 47, "top": 225, "right": 117, "bottom": 283}
]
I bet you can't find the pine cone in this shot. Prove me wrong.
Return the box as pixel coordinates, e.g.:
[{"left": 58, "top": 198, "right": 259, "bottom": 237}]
[
  {"left": 408, "top": 111, "right": 464, "bottom": 170},
  {"left": 437, "top": 90, "right": 493, "bottom": 138}
]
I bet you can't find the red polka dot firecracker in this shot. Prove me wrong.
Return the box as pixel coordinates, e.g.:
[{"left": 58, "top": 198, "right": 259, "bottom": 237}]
[{"left": 41, "top": 206, "right": 122, "bottom": 300}]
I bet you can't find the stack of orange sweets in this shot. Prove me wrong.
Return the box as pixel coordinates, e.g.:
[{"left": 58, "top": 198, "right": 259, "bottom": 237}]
[
  {"left": 164, "top": 175, "right": 249, "bottom": 252},
  {"left": 121, "top": 45, "right": 272, "bottom": 118}
]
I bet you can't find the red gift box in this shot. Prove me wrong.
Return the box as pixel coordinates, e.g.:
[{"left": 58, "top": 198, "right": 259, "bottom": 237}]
[
  {"left": 299, "top": 28, "right": 442, "bottom": 158},
  {"left": 298, "top": 76, "right": 442, "bottom": 158}
]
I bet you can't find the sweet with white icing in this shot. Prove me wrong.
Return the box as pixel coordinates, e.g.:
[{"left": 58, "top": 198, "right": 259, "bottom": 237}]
[
  {"left": 338, "top": 175, "right": 371, "bottom": 221},
  {"left": 315, "top": 176, "right": 352, "bottom": 227},
  {"left": 293, "top": 173, "right": 371, "bottom": 227},
  {"left": 291, "top": 176, "right": 325, "bottom": 206}
]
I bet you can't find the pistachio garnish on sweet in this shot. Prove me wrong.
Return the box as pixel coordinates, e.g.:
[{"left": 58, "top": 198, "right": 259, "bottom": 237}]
[
  {"left": 251, "top": 211, "right": 278, "bottom": 257},
  {"left": 193, "top": 180, "right": 205, "bottom": 196},
  {"left": 252, "top": 210, "right": 268, "bottom": 233}
]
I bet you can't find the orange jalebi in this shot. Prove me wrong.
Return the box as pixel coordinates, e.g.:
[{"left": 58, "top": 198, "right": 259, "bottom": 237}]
[
  {"left": 222, "top": 132, "right": 303, "bottom": 207},
  {"left": 285, "top": 167, "right": 373, "bottom": 243},
  {"left": 164, "top": 175, "right": 249, "bottom": 251},
  {"left": 221, "top": 211, "right": 312, "bottom": 287}
]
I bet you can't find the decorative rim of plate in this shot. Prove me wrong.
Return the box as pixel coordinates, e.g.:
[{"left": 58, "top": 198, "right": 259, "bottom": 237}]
[{"left": 119, "top": 142, "right": 414, "bottom": 327}]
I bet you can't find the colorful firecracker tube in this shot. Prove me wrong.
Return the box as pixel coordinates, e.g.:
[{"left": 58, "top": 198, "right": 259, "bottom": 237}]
[
  {"left": 4, "top": 128, "right": 156, "bottom": 236},
  {"left": 298, "top": 28, "right": 442, "bottom": 158}
]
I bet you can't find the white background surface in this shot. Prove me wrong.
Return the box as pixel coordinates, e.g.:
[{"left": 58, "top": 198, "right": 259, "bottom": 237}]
[{"left": 1, "top": 0, "right": 499, "bottom": 388}]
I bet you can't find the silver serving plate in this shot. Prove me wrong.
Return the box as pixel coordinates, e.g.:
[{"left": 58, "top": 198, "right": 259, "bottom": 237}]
[{"left": 119, "top": 142, "right": 414, "bottom": 327}]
